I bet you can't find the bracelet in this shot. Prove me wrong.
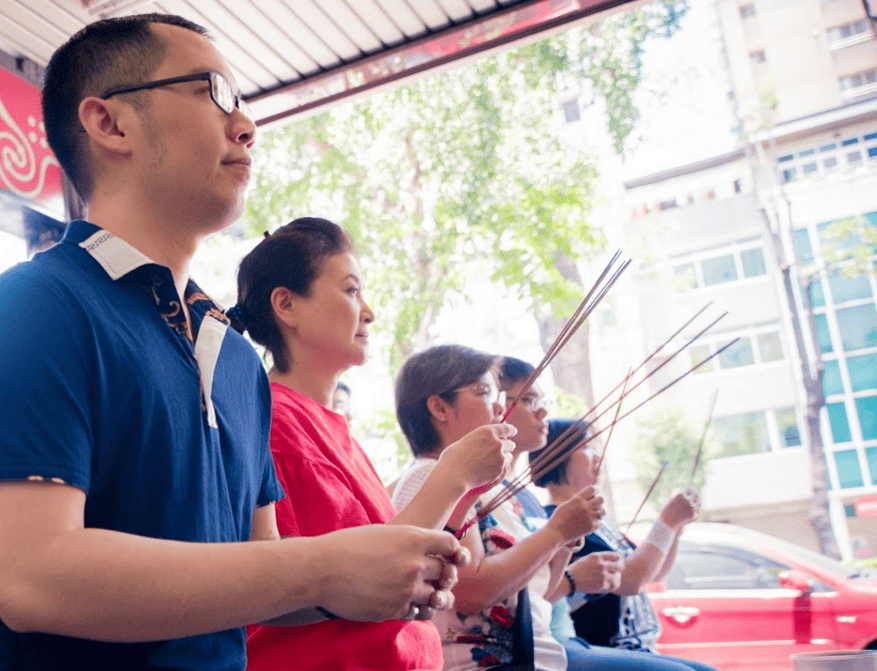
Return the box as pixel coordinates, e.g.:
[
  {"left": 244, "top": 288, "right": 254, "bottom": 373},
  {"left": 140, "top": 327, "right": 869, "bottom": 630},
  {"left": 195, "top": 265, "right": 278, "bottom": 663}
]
[
  {"left": 643, "top": 519, "right": 676, "bottom": 557},
  {"left": 565, "top": 569, "right": 577, "bottom": 597},
  {"left": 315, "top": 606, "right": 339, "bottom": 620},
  {"left": 444, "top": 524, "right": 468, "bottom": 539}
]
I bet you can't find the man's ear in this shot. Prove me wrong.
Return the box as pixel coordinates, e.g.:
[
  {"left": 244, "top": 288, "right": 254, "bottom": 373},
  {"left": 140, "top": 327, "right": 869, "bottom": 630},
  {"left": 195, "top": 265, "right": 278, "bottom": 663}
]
[
  {"left": 426, "top": 394, "right": 452, "bottom": 424},
  {"left": 78, "top": 96, "right": 134, "bottom": 156},
  {"left": 270, "top": 286, "right": 299, "bottom": 332}
]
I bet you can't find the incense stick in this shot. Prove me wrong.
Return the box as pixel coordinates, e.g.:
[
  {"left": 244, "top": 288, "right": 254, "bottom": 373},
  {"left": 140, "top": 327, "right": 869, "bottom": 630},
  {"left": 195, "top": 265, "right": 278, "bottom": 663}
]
[
  {"left": 500, "top": 253, "right": 630, "bottom": 423},
  {"left": 595, "top": 367, "right": 633, "bottom": 475},
  {"left": 482, "top": 319, "right": 736, "bottom": 516},
  {"left": 691, "top": 388, "right": 719, "bottom": 479},
  {"left": 464, "top": 331, "right": 741, "bottom": 534},
  {"left": 626, "top": 460, "right": 669, "bottom": 534}
]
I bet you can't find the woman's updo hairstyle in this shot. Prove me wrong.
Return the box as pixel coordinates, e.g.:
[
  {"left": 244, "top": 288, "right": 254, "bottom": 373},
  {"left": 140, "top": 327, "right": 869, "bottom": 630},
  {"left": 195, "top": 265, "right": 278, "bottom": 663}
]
[{"left": 236, "top": 217, "right": 353, "bottom": 373}]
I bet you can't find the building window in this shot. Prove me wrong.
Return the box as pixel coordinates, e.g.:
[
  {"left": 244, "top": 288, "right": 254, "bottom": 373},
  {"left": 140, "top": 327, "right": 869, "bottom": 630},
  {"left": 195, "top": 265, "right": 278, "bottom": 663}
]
[
  {"left": 709, "top": 407, "right": 798, "bottom": 458},
  {"left": 776, "top": 408, "right": 802, "bottom": 447},
  {"left": 712, "top": 412, "right": 770, "bottom": 458},
  {"left": 848, "top": 353, "right": 877, "bottom": 392},
  {"left": 839, "top": 69, "right": 877, "bottom": 95},
  {"left": 835, "top": 450, "right": 865, "bottom": 488},
  {"left": 561, "top": 99, "right": 581, "bottom": 124},
  {"left": 757, "top": 331, "right": 784, "bottom": 362},
  {"left": 836, "top": 304, "right": 877, "bottom": 351},
  {"left": 856, "top": 394, "right": 877, "bottom": 440},
  {"left": 827, "top": 19, "right": 872, "bottom": 49},
  {"left": 690, "top": 328, "right": 784, "bottom": 373},
  {"left": 828, "top": 274, "right": 872, "bottom": 304},
  {"left": 750, "top": 49, "right": 766, "bottom": 64},
  {"left": 672, "top": 243, "right": 769, "bottom": 292},
  {"left": 702, "top": 253, "right": 738, "bottom": 286},
  {"left": 827, "top": 402, "right": 852, "bottom": 442},
  {"left": 740, "top": 4, "right": 756, "bottom": 19},
  {"left": 824, "top": 359, "right": 844, "bottom": 396}
]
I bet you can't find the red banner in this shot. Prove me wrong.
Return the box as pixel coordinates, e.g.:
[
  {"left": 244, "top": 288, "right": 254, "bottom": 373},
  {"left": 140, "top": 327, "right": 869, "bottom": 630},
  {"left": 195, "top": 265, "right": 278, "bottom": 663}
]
[{"left": 0, "top": 66, "right": 63, "bottom": 203}]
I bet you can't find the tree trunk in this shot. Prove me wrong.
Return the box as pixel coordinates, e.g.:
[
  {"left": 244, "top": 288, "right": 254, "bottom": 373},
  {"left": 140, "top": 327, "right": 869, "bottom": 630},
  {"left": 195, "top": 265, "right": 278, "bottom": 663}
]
[{"left": 766, "top": 209, "right": 841, "bottom": 559}]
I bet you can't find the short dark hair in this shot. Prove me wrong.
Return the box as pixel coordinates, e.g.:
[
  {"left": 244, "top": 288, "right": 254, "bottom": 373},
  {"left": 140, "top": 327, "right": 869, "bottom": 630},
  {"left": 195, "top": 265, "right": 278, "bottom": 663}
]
[
  {"left": 335, "top": 380, "right": 351, "bottom": 395},
  {"left": 529, "top": 418, "right": 592, "bottom": 488},
  {"left": 236, "top": 217, "right": 353, "bottom": 373},
  {"left": 498, "top": 356, "right": 536, "bottom": 392},
  {"left": 395, "top": 344, "right": 497, "bottom": 458},
  {"left": 42, "top": 14, "right": 209, "bottom": 201}
]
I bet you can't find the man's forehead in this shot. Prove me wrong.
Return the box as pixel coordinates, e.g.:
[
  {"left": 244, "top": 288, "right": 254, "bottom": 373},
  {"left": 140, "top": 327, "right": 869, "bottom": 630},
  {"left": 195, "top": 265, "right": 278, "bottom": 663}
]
[{"left": 149, "top": 22, "right": 238, "bottom": 88}]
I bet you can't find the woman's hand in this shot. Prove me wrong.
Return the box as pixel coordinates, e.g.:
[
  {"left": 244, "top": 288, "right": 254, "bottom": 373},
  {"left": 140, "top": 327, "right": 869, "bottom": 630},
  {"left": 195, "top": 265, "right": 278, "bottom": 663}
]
[
  {"left": 437, "top": 424, "right": 517, "bottom": 493},
  {"left": 658, "top": 489, "right": 701, "bottom": 532},
  {"left": 547, "top": 486, "right": 605, "bottom": 543},
  {"left": 567, "top": 551, "right": 624, "bottom": 594}
]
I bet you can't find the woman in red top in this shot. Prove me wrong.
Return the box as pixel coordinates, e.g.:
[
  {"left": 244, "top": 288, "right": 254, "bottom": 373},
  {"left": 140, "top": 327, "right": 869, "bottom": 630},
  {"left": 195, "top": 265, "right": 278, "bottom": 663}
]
[{"left": 234, "top": 217, "right": 516, "bottom": 671}]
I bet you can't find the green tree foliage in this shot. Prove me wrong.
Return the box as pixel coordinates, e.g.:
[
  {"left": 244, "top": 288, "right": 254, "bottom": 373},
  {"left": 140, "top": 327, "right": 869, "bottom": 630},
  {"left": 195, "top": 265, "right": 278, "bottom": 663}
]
[
  {"left": 633, "top": 403, "right": 710, "bottom": 515},
  {"left": 818, "top": 215, "right": 877, "bottom": 279},
  {"left": 242, "top": 1, "right": 687, "bottom": 371}
]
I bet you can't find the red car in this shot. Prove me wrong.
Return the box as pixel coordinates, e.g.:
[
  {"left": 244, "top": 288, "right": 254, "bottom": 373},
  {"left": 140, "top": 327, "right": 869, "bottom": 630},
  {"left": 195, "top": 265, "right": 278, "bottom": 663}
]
[{"left": 642, "top": 523, "right": 877, "bottom": 670}]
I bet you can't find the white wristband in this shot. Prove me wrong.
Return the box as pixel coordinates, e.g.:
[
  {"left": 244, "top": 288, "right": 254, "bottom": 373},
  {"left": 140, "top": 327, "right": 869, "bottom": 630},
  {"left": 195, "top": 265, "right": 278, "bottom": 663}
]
[{"left": 643, "top": 519, "right": 676, "bottom": 556}]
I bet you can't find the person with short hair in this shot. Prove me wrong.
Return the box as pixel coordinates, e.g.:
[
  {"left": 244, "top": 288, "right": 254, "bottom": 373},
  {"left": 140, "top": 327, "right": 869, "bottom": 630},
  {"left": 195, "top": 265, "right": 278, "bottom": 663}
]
[
  {"left": 529, "top": 418, "right": 716, "bottom": 671},
  {"left": 0, "top": 15, "right": 467, "bottom": 670},
  {"left": 393, "top": 345, "right": 606, "bottom": 671}
]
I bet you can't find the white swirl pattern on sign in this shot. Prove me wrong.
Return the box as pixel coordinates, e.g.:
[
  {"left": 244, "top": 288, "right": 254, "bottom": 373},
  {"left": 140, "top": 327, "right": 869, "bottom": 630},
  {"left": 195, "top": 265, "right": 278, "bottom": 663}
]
[{"left": 0, "top": 96, "right": 59, "bottom": 199}]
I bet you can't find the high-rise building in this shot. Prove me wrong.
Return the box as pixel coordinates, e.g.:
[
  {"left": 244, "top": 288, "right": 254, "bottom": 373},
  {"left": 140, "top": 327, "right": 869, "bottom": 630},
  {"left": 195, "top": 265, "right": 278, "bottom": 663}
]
[{"left": 601, "top": 0, "right": 877, "bottom": 559}]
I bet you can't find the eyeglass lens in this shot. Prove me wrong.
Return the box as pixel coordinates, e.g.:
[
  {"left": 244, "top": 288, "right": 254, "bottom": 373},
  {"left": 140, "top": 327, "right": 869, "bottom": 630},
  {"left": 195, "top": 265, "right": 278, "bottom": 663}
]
[{"left": 211, "top": 72, "right": 253, "bottom": 119}]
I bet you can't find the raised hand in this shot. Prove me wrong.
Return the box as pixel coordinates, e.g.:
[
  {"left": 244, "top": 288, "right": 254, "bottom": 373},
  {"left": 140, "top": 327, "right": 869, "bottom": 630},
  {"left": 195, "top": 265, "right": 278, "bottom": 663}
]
[
  {"left": 660, "top": 489, "right": 701, "bottom": 532},
  {"left": 438, "top": 423, "right": 517, "bottom": 493},
  {"left": 547, "top": 485, "right": 605, "bottom": 542}
]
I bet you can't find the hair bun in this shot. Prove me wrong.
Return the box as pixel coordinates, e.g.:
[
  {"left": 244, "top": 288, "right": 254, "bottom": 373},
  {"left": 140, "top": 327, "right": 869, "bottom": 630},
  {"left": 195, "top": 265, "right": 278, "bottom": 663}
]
[{"left": 225, "top": 305, "right": 247, "bottom": 334}]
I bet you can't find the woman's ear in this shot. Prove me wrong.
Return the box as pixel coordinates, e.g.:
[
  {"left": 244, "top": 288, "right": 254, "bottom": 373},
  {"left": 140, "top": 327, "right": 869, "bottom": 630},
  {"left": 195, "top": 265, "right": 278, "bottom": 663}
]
[
  {"left": 270, "top": 286, "right": 298, "bottom": 332},
  {"left": 426, "top": 394, "right": 452, "bottom": 424}
]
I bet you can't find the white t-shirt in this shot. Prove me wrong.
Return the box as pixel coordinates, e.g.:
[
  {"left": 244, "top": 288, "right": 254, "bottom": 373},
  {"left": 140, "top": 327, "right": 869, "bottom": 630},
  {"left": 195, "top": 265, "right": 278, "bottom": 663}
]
[{"left": 392, "top": 459, "right": 567, "bottom": 671}]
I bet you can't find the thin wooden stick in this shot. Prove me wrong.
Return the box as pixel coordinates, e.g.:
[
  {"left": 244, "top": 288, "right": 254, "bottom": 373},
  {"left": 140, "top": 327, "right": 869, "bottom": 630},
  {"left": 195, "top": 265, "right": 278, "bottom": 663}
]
[
  {"left": 691, "top": 388, "right": 719, "bottom": 479},
  {"left": 456, "top": 309, "right": 736, "bottom": 539},
  {"left": 483, "top": 317, "right": 733, "bottom": 514},
  {"left": 595, "top": 368, "right": 633, "bottom": 475},
  {"left": 500, "top": 254, "right": 630, "bottom": 422},
  {"left": 625, "top": 460, "right": 670, "bottom": 534},
  {"left": 474, "top": 335, "right": 740, "bottom": 527}
]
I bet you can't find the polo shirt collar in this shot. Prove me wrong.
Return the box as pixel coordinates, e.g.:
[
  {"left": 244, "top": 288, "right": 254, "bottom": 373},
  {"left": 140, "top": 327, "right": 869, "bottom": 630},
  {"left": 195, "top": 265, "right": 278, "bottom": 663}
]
[{"left": 66, "top": 220, "right": 157, "bottom": 281}]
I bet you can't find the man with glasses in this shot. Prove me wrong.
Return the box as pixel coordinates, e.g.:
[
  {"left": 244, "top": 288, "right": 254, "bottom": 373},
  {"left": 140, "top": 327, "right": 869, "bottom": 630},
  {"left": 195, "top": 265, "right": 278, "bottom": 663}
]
[{"left": 0, "top": 14, "right": 465, "bottom": 670}]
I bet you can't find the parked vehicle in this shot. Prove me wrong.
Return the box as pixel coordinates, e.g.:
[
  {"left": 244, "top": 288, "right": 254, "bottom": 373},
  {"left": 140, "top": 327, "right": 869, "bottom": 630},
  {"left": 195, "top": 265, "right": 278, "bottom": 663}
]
[{"left": 642, "top": 523, "right": 877, "bottom": 670}]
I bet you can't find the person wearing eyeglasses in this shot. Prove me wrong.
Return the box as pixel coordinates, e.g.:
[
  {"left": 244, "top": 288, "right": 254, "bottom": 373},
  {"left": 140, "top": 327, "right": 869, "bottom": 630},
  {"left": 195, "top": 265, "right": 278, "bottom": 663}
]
[
  {"left": 0, "top": 16, "right": 472, "bottom": 670},
  {"left": 393, "top": 345, "right": 607, "bottom": 671},
  {"left": 232, "top": 218, "right": 516, "bottom": 671}
]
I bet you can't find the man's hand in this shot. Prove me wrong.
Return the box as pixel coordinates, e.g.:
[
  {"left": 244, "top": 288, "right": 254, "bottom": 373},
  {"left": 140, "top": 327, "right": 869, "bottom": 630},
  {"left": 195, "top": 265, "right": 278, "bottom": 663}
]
[
  {"left": 437, "top": 424, "right": 517, "bottom": 494},
  {"left": 547, "top": 486, "right": 605, "bottom": 542},
  {"left": 309, "top": 525, "right": 469, "bottom": 622},
  {"left": 567, "top": 551, "right": 624, "bottom": 594}
]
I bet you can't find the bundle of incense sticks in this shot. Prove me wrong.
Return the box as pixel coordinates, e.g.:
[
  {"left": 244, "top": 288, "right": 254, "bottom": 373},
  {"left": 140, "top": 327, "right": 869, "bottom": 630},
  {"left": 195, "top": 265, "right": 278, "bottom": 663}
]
[
  {"left": 500, "top": 250, "right": 631, "bottom": 423},
  {"left": 454, "top": 306, "right": 739, "bottom": 539}
]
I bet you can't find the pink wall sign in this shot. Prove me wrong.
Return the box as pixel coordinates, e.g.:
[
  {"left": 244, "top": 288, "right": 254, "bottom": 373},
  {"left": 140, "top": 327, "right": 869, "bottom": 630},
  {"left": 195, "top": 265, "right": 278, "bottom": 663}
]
[{"left": 0, "top": 67, "right": 63, "bottom": 202}]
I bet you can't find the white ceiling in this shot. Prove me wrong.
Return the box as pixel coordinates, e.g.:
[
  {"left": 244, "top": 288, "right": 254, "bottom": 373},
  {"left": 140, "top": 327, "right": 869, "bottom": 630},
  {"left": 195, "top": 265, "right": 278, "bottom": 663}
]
[{"left": 0, "top": 0, "right": 638, "bottom": 127}]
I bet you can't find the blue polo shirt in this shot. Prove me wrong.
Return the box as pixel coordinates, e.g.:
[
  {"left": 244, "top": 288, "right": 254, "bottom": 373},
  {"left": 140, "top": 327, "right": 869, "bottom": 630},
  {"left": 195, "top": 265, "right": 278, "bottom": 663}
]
[{"left": 0, "top": 221, "right": 283, "bottom": 670}]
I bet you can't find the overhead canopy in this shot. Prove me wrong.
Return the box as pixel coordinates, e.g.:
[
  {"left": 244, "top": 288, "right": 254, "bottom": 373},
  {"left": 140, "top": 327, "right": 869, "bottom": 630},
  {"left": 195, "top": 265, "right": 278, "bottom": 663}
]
[{"left": 1, "top": 0, "right": 641, "bottom": 128}]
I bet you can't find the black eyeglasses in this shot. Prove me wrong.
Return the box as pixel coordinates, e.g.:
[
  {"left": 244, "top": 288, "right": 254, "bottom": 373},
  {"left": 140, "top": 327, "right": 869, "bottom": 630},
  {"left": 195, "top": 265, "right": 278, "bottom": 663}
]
[{"left": 101, "top": 71, "right": 252, "bottom": 119}]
